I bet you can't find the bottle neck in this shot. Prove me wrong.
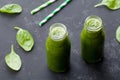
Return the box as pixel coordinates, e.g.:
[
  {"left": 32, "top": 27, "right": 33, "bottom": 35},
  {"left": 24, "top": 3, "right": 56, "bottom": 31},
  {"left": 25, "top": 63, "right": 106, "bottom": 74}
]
[
  {"left": 49, "top": 23, "right": 68, "bottom": 41},
  {"left": 84, "top": 15, "right": 103, "bottom": 38}
]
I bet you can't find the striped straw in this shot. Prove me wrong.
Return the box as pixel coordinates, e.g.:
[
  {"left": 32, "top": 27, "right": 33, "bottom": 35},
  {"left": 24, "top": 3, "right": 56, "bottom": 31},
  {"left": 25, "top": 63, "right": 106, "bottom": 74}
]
[
  {"left": 31, "top": 0, "right": 57, "bottom": 15},
  {"left": 39, "top": 0, "right": 72, "bottom": 26}
]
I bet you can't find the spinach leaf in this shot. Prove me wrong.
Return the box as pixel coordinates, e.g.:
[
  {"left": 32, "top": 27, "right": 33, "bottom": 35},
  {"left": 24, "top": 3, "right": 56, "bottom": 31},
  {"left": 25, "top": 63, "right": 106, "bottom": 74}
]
[
  {"left": 0, "top": 4, "right": 22, "bottom": 14},
  {"left": 14, "top": 27, "right": 34, "bottom": 51},
  {"left": 116, "top": 26, "right": 120, "bottom": 43},
  {"left": 95, "top": 0, "right": 120, "bottom": 10},
  {"left": 5, "top": 45, "right": 22, "bottom": 71}
]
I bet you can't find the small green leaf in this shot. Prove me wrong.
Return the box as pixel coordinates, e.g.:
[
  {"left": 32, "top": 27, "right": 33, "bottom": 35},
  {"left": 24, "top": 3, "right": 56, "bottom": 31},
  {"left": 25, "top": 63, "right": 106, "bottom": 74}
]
[
  {"left": 5, "top": 44, "right": 22, "bottom": 71},
  {"left": 116, "top": 26, "right": 120, "bottom": 43},
  {"left": 95, "top": 0, "right": 120, "bottom": 10},
  {"left": 14, "top": 27, "right": 34, "bottom": 51},
  {"left": 0, "top": 4, "right": 22, "bottom": 14}
]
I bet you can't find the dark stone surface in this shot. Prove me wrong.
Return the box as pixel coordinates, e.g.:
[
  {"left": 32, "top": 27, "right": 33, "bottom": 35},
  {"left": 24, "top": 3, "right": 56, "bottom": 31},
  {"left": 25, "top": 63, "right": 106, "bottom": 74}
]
[{"left": 0, "top": 0, "right": 120, "bottom": 80}]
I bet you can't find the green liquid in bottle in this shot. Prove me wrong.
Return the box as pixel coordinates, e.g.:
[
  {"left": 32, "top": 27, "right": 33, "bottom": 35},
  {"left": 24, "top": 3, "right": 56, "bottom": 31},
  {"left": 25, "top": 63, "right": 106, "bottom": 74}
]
[
  {"left": 46, "top": 23, "right": 71, "bottom": 72},
  {"left": 80, "top": 15, "right": 105, "bottom": 63}
]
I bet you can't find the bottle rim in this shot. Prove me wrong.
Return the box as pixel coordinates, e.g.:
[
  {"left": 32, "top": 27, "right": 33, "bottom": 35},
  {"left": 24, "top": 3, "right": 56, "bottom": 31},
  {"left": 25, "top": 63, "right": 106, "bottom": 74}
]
[
  {"left": 85, "top": 15, "right": 103, "bottom": 32},
  {"left": 49, "top": 23, "right": 67, "bottom": 41}
]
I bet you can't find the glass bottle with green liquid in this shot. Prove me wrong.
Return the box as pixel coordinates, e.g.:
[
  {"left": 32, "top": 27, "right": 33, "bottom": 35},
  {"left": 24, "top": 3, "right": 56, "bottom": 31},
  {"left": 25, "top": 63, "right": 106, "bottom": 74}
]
[
  {"left": 46, "top": 23, "right": 71, "bottom": 72},
  {"left": 80, "top": 15, "right": 105, "bottom": 63}
]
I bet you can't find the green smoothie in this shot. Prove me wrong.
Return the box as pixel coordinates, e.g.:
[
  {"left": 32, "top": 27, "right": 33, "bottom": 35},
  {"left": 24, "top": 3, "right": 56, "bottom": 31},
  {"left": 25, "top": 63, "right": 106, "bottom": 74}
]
[
  {"left": 80, "top": 15, "right": 105, "bottom": 63},
  {"left": 46, "top": 23, "right": 71, "bottom": 72}
]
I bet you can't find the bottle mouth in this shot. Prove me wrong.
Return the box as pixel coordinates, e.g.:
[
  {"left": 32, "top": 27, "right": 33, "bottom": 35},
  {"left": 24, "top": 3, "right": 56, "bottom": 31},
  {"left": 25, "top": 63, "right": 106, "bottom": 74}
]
[
  {"left": 85, "top": 15, "right": 102, "bottom": 32},
  {"left": 49, "top": 23, "right": 67, "bottom": 41}
]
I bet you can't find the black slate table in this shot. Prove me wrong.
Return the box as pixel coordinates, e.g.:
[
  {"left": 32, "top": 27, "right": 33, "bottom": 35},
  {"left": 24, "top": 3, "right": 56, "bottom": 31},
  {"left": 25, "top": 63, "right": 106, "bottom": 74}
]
[{"left": 0, "top": 0, "right": 120, "bottom": 80}]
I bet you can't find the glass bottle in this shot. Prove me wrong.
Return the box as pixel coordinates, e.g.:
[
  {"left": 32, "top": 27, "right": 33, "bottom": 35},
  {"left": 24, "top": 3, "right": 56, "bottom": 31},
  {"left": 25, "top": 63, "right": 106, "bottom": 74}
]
[
  {"left": 46, "top": 23, "right": 71, "bottom": 72},
  {"left": 80, "top": 15, "right": 105, "bottom": 63}
]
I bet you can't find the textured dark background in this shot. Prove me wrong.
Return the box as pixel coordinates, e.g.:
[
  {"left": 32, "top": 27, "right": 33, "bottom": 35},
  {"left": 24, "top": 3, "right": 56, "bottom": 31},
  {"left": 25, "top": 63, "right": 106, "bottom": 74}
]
[{"left": 0, "top": 0, "right": 120, "bottom": 80}]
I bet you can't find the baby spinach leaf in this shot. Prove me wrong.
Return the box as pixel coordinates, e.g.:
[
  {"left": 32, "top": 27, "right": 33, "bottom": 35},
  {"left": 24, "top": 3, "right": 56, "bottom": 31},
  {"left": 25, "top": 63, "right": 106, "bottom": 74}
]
[
  {"left": 95, "top": 0, "right": 120, "bottom": 10},
  {"left": 5, "top": 45, "right": 22, "bottom": 71},
  {"left": 116, "top": 26, "right": 120, "bottom": 43},
  {"left": 14, "top": 27, "right": 34, "bottom": 51},
  {"left": 0, "top": 4, "right": 22, "bottom": 14}
]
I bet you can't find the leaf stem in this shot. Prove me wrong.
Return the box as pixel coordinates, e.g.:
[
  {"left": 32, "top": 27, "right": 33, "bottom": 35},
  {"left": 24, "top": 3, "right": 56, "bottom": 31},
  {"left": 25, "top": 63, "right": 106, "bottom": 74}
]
[
  {"left": 94, "top": 3, "right": 104, "bottom": 7},
  {"left": 11, "top": 44, "right": 14, "bottom": 54},
  {"left": 14, "top": 27, "right": 21, "bottom": 30}
]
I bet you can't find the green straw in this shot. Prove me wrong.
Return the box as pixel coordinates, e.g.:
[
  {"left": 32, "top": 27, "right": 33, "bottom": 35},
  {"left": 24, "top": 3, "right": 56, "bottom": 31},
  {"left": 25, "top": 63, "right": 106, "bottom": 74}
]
[
  {"left": 31, "top": 0, "right": 57, "bottom": 15},
  {"left": 39, "top": 0, "right": 72, "bottom": 26}
]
